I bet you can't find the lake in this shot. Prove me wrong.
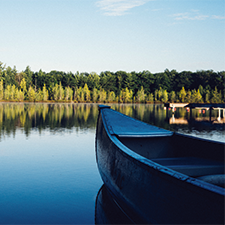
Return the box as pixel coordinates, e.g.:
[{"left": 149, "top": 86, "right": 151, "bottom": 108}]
[{"left": 0, "top": 103, "right": 224, "bottom": 224}]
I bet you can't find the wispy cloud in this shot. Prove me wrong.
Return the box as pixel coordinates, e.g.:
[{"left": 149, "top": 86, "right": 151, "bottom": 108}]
[
  {"left": 212, "top": 15, "right": 225, "bottom": 20},
  {"left": 172, "top": 10, "right": 209, "bottom": 21},
  {"left": 96, "top": 0, "right": 151, "bottom": 16}
]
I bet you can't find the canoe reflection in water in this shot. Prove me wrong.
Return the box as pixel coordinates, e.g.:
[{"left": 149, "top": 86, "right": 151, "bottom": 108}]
[{"left": 95, "top": 185, "right": 135, "bottom": 224}]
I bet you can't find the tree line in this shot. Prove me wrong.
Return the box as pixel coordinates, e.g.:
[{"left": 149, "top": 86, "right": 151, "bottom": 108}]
[{"left": 0, "top": 62, "right": 224, "bottom": 103}]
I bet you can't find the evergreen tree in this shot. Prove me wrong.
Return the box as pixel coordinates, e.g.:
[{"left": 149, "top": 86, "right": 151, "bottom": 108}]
[
  {"left": 24, "top": 66, "right": 33, "bottom": 89},
  {"left": 99, "top": 89, "right": 107, "bottom": 102},
  {"left": 53, "top": 84, "right": 59, "bottom": 100},
  {"left": 11, "top": 85, "right": 16, "bottom": 100},
  {"left": 64, "top": 86, "right": 73, "bottom": 101},
  {"left": 211, "top": 87, "right": 222, "bottom": 103},
  {"left": 74, "top": 87, "right": 80, "bottom": 102},
  {"left": 16, "top": 89, "right": 24, "bottom": 101},
  {"left": 179, "top": 87, "right": 186, "bottom": 103},
  {"left": 191, "top": 89, "right": 203, "bottom": 103},
  {"left": 4, "top": 85, "right": 11, "bottom": 100},
  {"left": 20, "top": 78, "right": 27, "bottom": 99},
  {"left": 157, "top": 87, "right": 163, "bottom": 102},
  {"left": 185, "top": 90, "right": 192, "bottom": 103},
  {"left": 136, "top": 86, "right": 146, "bottom": 103},
  {"left": 154, "top": 89, "right": 158, "bottom": 102},
  {"left": 120, "top": 88, "right": 133, "bottom": 103},
  {"left": 58, "top": 82, "right": 64, "bottom": 100},
  {"left": 169, "top": 91, "right": 176, "bottom": 103},
  {"left": 205, "top": 89, "right": 211, "bottom": 103},
  {"left": 83, "top": 83, "right": 91, "bottom": 102},
  {"left": 162, "top": 90, "right": 168, "bottom": 103},
  {"left": 92, "top": 88, "right": 98, "bottom": 102},
  {"left": 27, "top": 86, "right": 36, "bottom": 101},
  {"left": 0, "top": 80, "right": 4, "bottom": 100},
  {"left": 108, "top": 91, "right": 116, "bottom": 102},
  {"left": 35, "top": 88, "right": 42, "bottom": 101},
  {"left": 146, "top": 93, "right": 154, "bottom": 103},
  {"left": 75, "top": 87, "right": 84, "bottom": 102},
  {"left": 42, "top": 84, "right": 49, "bottom": 101}
]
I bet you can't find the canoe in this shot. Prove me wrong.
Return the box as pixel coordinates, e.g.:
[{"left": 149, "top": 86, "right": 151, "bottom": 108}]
[{"left": 95, "top": 105, "right": 225, "bottom": 224}]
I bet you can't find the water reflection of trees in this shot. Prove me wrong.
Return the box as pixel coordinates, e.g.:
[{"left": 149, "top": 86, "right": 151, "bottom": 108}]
[
  {"left": 111, "top": 104, "right": 224, "bottom": 131},
  {"left": 0, "top": 103, "right": 223, "bottom": 139},
  {"left": 0, "top": 103, "right": 170, "bottom": 138},
  {"left": 111, "top": 104, "right": 171, "bottom": 130},
  {"left": 0, "top": 103, "right": 99, "bottom": 138}
]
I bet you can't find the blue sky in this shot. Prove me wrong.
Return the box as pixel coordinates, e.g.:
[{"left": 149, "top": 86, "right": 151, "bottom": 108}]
[{"left": 0, "top": 0, "right": 224, "bottom": 74}]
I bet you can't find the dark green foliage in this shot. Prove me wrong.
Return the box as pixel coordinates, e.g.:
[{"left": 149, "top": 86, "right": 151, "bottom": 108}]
[{"left": 0, "top": 61, "right": 224, "bottom": 103}]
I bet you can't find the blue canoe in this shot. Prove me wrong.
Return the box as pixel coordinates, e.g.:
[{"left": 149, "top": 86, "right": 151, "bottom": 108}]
[{"left": 95, "top": 105, "right": 225, "bottom": 224}]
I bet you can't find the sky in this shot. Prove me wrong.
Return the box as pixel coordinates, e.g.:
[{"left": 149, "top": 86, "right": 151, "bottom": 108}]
[{"left": 0, "top": 0, "right": 224, "bottom": 74}]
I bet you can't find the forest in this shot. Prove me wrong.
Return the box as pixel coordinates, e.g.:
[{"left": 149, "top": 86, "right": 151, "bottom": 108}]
[{"left": 0, "top": 62, "right": 224, "bottom": 103}]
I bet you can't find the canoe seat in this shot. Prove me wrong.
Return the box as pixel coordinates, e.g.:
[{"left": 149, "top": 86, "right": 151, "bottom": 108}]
[
  {"left": 197, "top": 174, "right": 225, "bottom": 188},
  {"left": 151, "top": 157, "right": 224, "bottom": 177}
]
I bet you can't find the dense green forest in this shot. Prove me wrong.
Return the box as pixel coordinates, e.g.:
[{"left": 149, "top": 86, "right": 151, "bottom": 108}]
[{"left": 0, "top": 62, "right": 224, "bottom": 103}]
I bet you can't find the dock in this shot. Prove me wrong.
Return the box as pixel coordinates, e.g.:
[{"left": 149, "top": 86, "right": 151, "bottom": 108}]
[
  {"left": 185, "top": 103, "right": 225, "bottom": 109},
  {"left": 164, "top": 103, "right": 225, "bottom": 122},
  {"left": 164, "top": 103, "right": 188, "bottom": 108},
  {"left": 164, "top": 103, "right": 225, "bottom": 109}
]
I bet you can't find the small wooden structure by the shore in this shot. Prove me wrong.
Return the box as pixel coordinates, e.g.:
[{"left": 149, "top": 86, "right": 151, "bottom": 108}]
[
  {"left": 186, "top": 103, "right": 225, "bottom": 109},
  {"left": 164, "top": 103, "right": 225, "bottom": 109},
  {"left": 164, "top": 103, "right": 225, "bottom": 121},
  {"left": 164, "top": 103, "right": 189, "bottom": 112},
  {"left": 164, "top": 103, "right": 189, "bottom": 108}
]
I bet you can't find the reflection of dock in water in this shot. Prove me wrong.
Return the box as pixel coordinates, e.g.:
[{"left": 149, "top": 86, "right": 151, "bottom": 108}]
[
  {"left": 195, "top": 117, "right": 225, "bottom": 124},
  {"left": 170, "top": 116, "right": 188, "bottom": 124},
  {"left": 169, "top": 115, "right": 225, "bottom": 125},
  {"left": 165, "top": 103, "right": 225, "bottom": 109},
  {"left": 165, "top": 103, "right": 225, "bottom": 127}
]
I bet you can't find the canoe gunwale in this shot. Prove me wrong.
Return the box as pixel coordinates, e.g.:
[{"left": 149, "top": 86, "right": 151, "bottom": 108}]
[{"left": 116, "top": 134, "right": 171, "bottom": 138}]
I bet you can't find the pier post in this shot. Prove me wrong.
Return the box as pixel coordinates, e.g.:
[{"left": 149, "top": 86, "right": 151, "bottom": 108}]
[
  {"left": 209, "top": 107, "right": 212, "bottom": 122},
  {"left": 190, "top": 107, "right": 192, "bottom": 120},
  {"left": 217, "top": 108, "right": 221, "bottom": 121},
  {"left": 166, "top": 107, "right": 169, "bottom": 118}
]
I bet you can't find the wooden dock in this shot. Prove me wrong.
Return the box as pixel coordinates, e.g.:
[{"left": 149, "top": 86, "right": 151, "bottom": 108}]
[
  {"left": 164, "top": 103, "right": 225, "bottom": 121},
  {"left": 164, "top": 103, "right": 225, "bottom": 109},
  {"left": 164, "top": 103, "right": 188, "bottom": 108},
  {"left": 185, "top": 103, "right": 225, "bottom": 109}
]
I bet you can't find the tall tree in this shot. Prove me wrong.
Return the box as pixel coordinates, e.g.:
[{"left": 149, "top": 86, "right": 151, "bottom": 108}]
[
  {"left": 24, "top": 66, "right": 33, "bottom": 89},
  {"left": 179, "top": 87, "right": 187, "bottom": 103}
]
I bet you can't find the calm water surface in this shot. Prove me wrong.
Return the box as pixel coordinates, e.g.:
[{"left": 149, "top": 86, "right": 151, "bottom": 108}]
[{"left": 0, "top": 103, "right": 224, "bottom": 224}]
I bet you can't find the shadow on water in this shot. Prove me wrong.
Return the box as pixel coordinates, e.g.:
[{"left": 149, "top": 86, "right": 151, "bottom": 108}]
[{"left": 95, "top": 185, "right": 136, "bottom": 225}]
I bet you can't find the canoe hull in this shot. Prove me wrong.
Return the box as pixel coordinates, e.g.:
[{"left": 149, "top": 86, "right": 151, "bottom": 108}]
[{"left": 96, "top": 107, "right": 225, "bottom": 224}]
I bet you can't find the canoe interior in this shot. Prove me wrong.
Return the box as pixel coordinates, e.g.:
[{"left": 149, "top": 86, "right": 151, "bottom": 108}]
[{"left": 117, "top": 134, "right": 225, "bottom": 181}]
